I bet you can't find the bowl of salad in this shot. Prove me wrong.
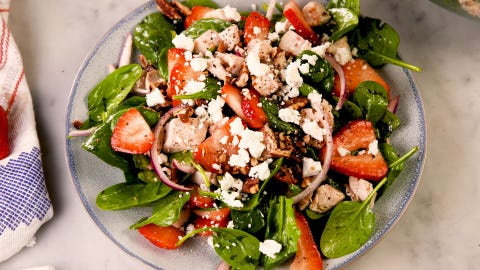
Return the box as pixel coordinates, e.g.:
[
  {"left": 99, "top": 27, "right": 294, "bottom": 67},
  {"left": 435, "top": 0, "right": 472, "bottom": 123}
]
[{"left": 66, "top": 0, "right": 426, "bottom": 269}]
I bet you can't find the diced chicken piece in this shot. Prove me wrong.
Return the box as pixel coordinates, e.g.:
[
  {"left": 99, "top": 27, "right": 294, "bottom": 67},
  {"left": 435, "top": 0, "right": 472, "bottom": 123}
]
[
  {"left": 193, "top": 30, "right": 220, "bottom": 54},
  {"left": 309, "top": 184, "right": 345, "bottom": 214},
  {"left": 326, "top": 36, "right": 353, "bottom": 65},
  {"left": 345, "top": 176, "right": 376, "bottom": 208},
  {"left": 204, "top": 6, "right": 242, "bottom": 22},
  {"left": 252, "top": 72, "right": 282, "bottom": 96},
  {"left": 191, "top": 170, "right": 218, "bottom": 186},
  {"left": 302, "top": 2, "right": 331, "bottom": 27},
  {"left": 278, "top": 30, "right": 312, "bottom": 56},
  {"left": 163, "top": 118, "right": 209, "bottom": 153},
  {"left": 145, "top": 69, "right": 166, "bottom": 90},
  {"left": 272, "top": 50, "right": 288, "bottom": 70},
  {"left": 207, "top": 57, "right": 230, "bottom": 81},
  {"left": 234, "top": 62, "right": 250, "bottom": 88},
  {"left": 215, "top": 52, "right": 244, "bottom": 75},
  {"left": 247, "top": 39, "right": 274, "bottom": 63},
  {"left": 219, "top": 25, "right": 241, "bottom": 51}
]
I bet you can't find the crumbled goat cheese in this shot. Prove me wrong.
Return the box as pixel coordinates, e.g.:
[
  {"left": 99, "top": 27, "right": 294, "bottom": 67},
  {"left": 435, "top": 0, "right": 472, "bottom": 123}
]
[
  {"left": 172, "top": 33, "right": 194, "bottom": 51},
  {"left": 307, "top": 91, "right": 323, "bottom": 106},
  {"left": 238, "top": 129, "right": 265, "bottom": 159},
  {"left": 310, "top": 42, "right": 331, "bottom": 57},
  {"left": 302, "top": 157, "right": 322, "bottom": 177},
  {"left": 278, "top": 107, "right": 301, "bottom": 125},
  {"left": 246, "top": 42, "right": 269, "bottom": 77},
  {"left": 183, "top": 80, "right": 206, "bottom": 95},
  {"left": 228, "top": 148, "right": 250, "bottom": 167},
  {"left": 190, "top": 57, "right": 208, "bottom": 71},
  {"left": 220, "top": 172, "right": 243, "bottom": 191},
  {"left": 228, "top": 117, "right": 245, "bottom": 136},
  {"left": 337, "top": 146, "right": 351, "bottom": 156},
  {"left": 302, "top": 53, "right": 318, "bottom": 65},
  {"left": 301, "top": 119, "right": 325, "bottom": 142},
  {"left": 285, "top": 61, "right": 303, "bottom": 88},
  {"left": 223, "top": 5, "right": 242, "bottom": 22},
  {"left": 249, "top": 159, "right": 272, "bottom": 180},
  {"left": 259, "top": 239, "right": 282, "bottom": 258},
  {"left": 145, "top": 88, "right": 166, "bottom": 107},
  {"left": 207, "top": 96, "right": 226, "bottom": 123},
  {"left": 368, "top": 139, "right": 379, "bottom": 155}
]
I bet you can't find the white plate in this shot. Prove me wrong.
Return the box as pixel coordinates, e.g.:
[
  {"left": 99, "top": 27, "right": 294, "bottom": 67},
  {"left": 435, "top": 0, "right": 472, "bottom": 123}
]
[{"left": 65, "top": 1, "right": 427, "bottom": 269}]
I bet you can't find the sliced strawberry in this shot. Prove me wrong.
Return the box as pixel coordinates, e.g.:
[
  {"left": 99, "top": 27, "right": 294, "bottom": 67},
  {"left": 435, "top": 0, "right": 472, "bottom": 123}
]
[
  {"left": 283, "top": 0, "right": 320, "bottom": 45},
  {"left": 193, "top": 207, "right": 231, "bottom": 236},
  {"left": 221, "top": 84, "right": 267, "bottom": 129},
  {"left": 290, "top": 211, "right": 323, "bottom": 270},
  {"left": 333, "top": 58, "right": 390, "bottom": 99},
  {"left": 0, "top": 106, "right": 9, "bottom": 160},
  {"left": 326, "top": 120, "right": 388, "bottom": 181},
  {"left": 186, "top": 185, "right": 216, "bottom": 209},
  {"left": 111, "top": 108, "right": 154, "bottom": 154},
  {"left": 167, "top": 48, "right": 203, "bottom": 107},
  {"left": 241, "top": 88, "right": 268, "bottom": 129},
  {"left": 184, "top": 6, "right": 214, "bottom": 28},
  {"left": 137, "top": 224, "right": 184, "bottom": 250},
  {"left": 193, "top": 116, "right": 241, "bottom": 173},
  {"left": 243, "top": 11, "right": 270, "bottom": 45}
]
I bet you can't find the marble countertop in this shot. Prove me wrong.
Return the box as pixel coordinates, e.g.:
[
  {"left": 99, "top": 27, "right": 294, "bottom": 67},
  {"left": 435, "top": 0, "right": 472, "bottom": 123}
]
[{"left": 3, "top": 0, "right": 480, "bottom": 269}]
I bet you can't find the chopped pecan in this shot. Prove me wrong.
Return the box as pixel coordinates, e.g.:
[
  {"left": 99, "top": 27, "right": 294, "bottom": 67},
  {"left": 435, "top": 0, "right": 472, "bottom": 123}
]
[
  {"left": 156, "top": 0, "right": 182, "bottom": 20},
  {"left": 283, "top": 96, "right": 309, "bottom": 110},
  {"left": 171, "top": 0, "right": 191, "bottom": 16},
  {"left": 242, "top": 178, "right": 260, "bottom": 194}
]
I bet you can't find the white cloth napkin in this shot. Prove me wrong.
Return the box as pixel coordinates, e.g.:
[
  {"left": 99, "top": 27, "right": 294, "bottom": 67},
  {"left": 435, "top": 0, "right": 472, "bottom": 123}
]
[{"left": 0, "top": 0, "right": 53, "bottom": 262}]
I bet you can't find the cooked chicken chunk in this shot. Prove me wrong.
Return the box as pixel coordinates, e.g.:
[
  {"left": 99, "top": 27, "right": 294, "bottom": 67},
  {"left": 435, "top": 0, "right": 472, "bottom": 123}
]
[
  {"left": 309, "top": 184, "right": 345, "bottom": 213},
  {"left": 163, "top": 118, "right": 209, "bottom": 153}
]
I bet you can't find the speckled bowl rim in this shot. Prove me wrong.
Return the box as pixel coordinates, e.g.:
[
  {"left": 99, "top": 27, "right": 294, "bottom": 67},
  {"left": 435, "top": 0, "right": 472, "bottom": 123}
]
[{"left": 65, "top": 1, "right": 427, "bottom": 269}]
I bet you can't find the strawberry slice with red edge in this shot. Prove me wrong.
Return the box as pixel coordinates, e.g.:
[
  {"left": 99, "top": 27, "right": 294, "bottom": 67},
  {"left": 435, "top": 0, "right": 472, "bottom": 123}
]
[
  {"left": 111, "top": 108, "right": 154, "bottom": 154},
  {"left": 166, "top": 48, "right": 203, "bottom": 107},
  {"left": 243, "top": 11, "right": 270, "bottom": 45},
  {"left": 290, "top": 210, "right": 323, "bottom": 270},
  {"left": 193, "top": 116, "right": 242, "bottom": 173},
  {"left": 193, "top": 207, "right": 231, "bottom": 236},
  {"left": 283, "top": 0, "right": 320, "bottom": 45},
  {"left": 184, "top": 6, "right": 214, "bottom": 28},
  {"left": 326, "top": 120, "right": 388, "bottom": 181},
  {"left": 137, "top": 224, "right": 184, "bottom": 250},
  {"left": 0, "top": 106, "right": 9, "bottom": 160},
  {"left": 221, "top": 84, "right": 267, "bottom": 129},
  {"left": 333, "top": 58, "right": 390, "bottom": 100}
]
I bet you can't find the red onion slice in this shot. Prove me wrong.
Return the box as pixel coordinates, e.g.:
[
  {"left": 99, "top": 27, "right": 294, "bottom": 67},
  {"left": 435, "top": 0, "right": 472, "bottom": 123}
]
[
  {"left": 150, "top": 107, "right": 192, "bottom": 191},
  {"left": 68, "top": 126, "right": 96, "bottom": 137},
  {"left": 387, "top": 95, "right": 400, "bottom": 113},
  {"left": 292, "top": 106, "right": 334, "bottom": 204},
  {"left": 172, "top": 159, "right": 196, "bottom": 174},
  {"left": 265, "top": 0, "right": 277, "bottom": 20},
  {"left": 118, "top": 33, "right": 133, "bottom": 67},
  {"left": 324, "top": 53, "right": 346, "bottom": 111}
]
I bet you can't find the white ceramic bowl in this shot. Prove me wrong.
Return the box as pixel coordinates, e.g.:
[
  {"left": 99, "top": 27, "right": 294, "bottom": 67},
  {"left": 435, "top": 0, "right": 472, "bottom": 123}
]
[{"left": 65, "top": 1, "right": 427, "bottom": 269}]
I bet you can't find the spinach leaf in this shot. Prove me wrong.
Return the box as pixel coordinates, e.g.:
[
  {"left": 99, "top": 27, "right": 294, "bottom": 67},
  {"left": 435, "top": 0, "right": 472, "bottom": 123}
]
[
  {"left": 87, "top": 64, "right": 142, "bottom": 124},
  {"left": 182, "top": 18, "right": 231, "bottom": 39},
  {"left": 263, "top": 196, "right": 299, "bottom": 269},
  {"left": 348, "top": 17, "right": 422, "bottom": 71},
  {"left": 130, "top": 190, "right": 190, "bottom": 229},
  {"left": 231, "top": 208, "right": 266, "bottom": 234},
  {"left": 352, "top": 81, "right": 389, "bottom": 125},
  {"left": 297, "top": 51, "right": 334, "bottom": 93},
  {"left": 377, "top": 110, "right": 401, "bottom": 139},
  {"left": 181, "top": 0, "right": 218, "bottom": 8},
  {"left": 82, "top": 115, "right": 135, "bottom": 181},
  {"left": 96, "top": 182, "right": 171, "bottom": 210},
  {"left": 260, "top": 98, "right": 300, "bottom": 133},
  {"left": 380, "top": 145, "right": 419, "bottom": 193},
  {"left": 173, "top": 77, "right": 222, "bottom": 101},
  {"left": 212, "top": 228, "right": 261, "bottom": 270},
  {"left": 240, "top": 158, "right": 284, "bottom": 211},
  {"left": 329, "top": 8, "right": 359, "bottom": 41},
  {"left": 133, "top": 12, "right": 175, "bottom": 79}
]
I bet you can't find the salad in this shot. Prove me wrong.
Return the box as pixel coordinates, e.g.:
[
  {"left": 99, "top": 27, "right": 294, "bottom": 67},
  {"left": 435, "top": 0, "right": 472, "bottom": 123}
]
[{"left": 70, "top": 0, "right": 420, "bottom": 269}]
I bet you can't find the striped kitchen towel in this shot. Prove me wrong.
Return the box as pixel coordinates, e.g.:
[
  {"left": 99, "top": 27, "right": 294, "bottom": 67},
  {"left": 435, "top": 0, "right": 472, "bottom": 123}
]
[{"left": 0, "top": 0, "right": 53, "bottom": 262}]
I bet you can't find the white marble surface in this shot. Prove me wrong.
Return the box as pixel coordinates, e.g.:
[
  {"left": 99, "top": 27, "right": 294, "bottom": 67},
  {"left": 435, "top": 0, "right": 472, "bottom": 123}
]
[{"left": 2, "top": 0, "right": 480, "bottom": 269}]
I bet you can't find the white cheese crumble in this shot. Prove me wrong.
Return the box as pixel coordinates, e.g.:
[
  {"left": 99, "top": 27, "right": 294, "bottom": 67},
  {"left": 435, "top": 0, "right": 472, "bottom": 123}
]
[
  {"left": 310, "top": 42, "right": 331, "bottom": 57},
  {"left": 190, "top": 57, "right": 208, "bottom": 72},
  {"left": 220, "top": 172, "right": 244, "bottom": 190},
  {"left": 207, "top": 96, "right": 226, "bottom": 123},
  {"left": 172, "top": 33, "right": 194, "bottom": 51},
  {"left": 278, "top": 107, "right": 301, "bottom": 125},
  {"left": 368, "top": 139, "right": 379, "bottom": 155},
  {"left": 285, "top": 61, "right": 303, "bottom": 88},
  {"left": 301, "top": 119, "right": 325, "bottom": 142},
  {"left": 307, "top": 91, "right": 323, "bottom": 106},
  {"left": 238, "top": 129, "right": 265, "bottom": 159},
  {"left": 223, "top": 5, "right": 242, "bottom": 22},
  {"left": 302, "top": 157, "right": 322, "bottom": 177},
  {"left": 337, "top": 146, "right": 351, "bottom": 157},
  {"left": 246, "top": 42, "right": 269, "bottom": 77},
  {"left": 249, "top": 159, "right": 272, "bottom": 180},
  {"left": 183, "top": 80, "right": 206, "bottom": 95},
  {"left": 228, "top": 148, "right": 250, "bottom": 167},
  {"left": 145, "top": 88, "right": 166, "bottom": 107},
  {"left": 259, "top": 239, "right": 282, "bottom": 258}
]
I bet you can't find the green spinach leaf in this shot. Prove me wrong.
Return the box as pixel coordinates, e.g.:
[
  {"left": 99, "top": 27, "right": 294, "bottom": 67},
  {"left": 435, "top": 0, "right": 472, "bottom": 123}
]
[
  {"left": 329, "top": 8, "right": 359, "bottom": 41},
  {"left": 327, "top": 0, "right": 360, "bottom": 14},
  {"left": 212, "top": 228, "right": 261, "bottom": 270},
  {"left": 133, "top": 12, "right": 175, "bottom": 79},
  {"left": 260, "top": 98, "right": 300, "bottom": 133},
  {"left": 352, "top": 81, "right": 389, "bottom": 125},
  {"left": 263, "top": 196, "right": 299, "bottom": 269},
  {"left": 182, "top": 18, "right": 231, "bottom": 39},
  {"left": 87, "top": 64, "right": 142, "bottom": 124},
  {"left": 130, "top": 190, "right": 190, "bottom": 229},
  {"left": 181, "top": 0, "right": 218, "bottom": 8},
  {"left": 96, "top": 182, "right": 171, "bottom": 210},
  {"left": 348, "top": 17, "right": 421, "bottom": 71},
  {"left": 231, "top": 208, "right": 266, "bottom": 234},
  {"left": 173, "top": 77, "right": 222, "bottom": 101}
]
